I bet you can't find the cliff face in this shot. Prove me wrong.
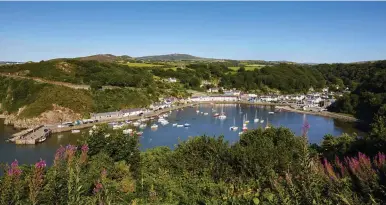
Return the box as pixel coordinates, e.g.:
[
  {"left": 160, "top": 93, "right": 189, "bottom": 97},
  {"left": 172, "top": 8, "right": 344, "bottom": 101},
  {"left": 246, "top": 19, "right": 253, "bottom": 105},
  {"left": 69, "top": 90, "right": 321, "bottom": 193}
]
[{"left": 4, "top": 104, "right": 81, "bottom": 128}]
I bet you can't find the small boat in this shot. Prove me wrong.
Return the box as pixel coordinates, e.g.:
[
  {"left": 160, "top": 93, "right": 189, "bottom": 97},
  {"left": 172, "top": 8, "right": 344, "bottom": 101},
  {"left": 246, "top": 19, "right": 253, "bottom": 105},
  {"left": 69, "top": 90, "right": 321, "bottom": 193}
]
[
  {"left": 139, "top": 124, "right": 147, "bottom": 129},
  {"left": 268, "top": 111, "right": 275, "bottom": 115},
  {"left": 260, "top": 119, "right": 264, "bottom": 123},
  {"left": 213, "top": 113, "right": 220, "bottom": 117},
  {"left": 184, "top": 123, "right": 191, "bottom": 127},
  {"left": 203, "top": 112, "right": 209, "bottom": 115},
  {"left": 254, "top": 110, "right": 259, "bottom": 123},
  {"left": 212, "top": 108, "right": 216, "bottom": 112},
  {"left": 176, "top": 124, "right": 184, "bottom": 128},
  {"left": 196, "top": 110, "right": 200, "bottom": 113},
  {"left": 218, "top": 113, "right": 226, "bottom": 120},
  {"left": 230, "top": 118, "right": 238, "bottom": 131},
  {"left": 123, "top": 129, "right": 133, "bottom": 135},
  {"left": 172, "top": 123, "right": 177, "bottom": 127},
  {"left": 135, "top": 131, "right": 143, "bottom": 136},
  {"left": 242, "top": 124, "right": 248, "bottom": 131},
  {"left": 200, "top": 112, "right": 204, "bottom": 114},
  {"left": 151, "top": 124, "right": 158, "bottom": 129},
  {"left": 38, "top": 136, "right": 47, "bottom": 143},
  {"left": 71, "top": 130, "right": 80, "bottom": 134},
  {"left": 244, "top": 113, "right": 249, "bottom": 124},
  {"left": 265, "top": 117, "right": 271, "bottom": 129},
  {"left": 133, "top": 122, "right": 140, "bottom": 127},
  {"left": 230, "top": 126, "right": 238, "bottom": 131}
]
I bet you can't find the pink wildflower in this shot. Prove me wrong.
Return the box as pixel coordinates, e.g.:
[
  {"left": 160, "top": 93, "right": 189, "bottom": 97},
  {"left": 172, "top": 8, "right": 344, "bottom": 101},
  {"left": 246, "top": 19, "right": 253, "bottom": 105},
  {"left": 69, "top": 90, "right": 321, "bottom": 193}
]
[
  {"left": 375, "top": 152, "right": 386, "bottom": 169},
  {"left": 93, "top": 182, "right": 103, "bottom": 194},
  {"left": 54, "top": 146, "right": 66, "bottom": 166},
  {"left": 7, "top": 159, "right": 22, "bottom": 177},
  {"left": 323, "top": 158, "right": 337, "bottom": 180}
]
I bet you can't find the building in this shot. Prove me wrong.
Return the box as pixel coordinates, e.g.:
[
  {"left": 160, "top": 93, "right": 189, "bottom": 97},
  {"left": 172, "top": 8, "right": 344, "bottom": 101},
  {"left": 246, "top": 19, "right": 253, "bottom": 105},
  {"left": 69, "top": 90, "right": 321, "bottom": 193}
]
[{"left": 189, "top": 95, "right": 239, "bottom": 102}]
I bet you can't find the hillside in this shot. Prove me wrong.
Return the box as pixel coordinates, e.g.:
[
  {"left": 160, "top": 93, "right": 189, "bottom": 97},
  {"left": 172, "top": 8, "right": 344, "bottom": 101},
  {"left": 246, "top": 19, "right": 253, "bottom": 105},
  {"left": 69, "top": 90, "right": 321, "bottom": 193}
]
[{"left": 136, "top": 53, "right": 211, "bottom": 61}]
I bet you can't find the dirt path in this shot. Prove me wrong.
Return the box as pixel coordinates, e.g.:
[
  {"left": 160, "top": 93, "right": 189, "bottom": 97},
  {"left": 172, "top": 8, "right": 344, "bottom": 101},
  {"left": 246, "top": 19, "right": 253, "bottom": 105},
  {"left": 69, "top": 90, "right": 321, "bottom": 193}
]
[{"left": 0, "top": 73, "right": 90, "bottom": 90}]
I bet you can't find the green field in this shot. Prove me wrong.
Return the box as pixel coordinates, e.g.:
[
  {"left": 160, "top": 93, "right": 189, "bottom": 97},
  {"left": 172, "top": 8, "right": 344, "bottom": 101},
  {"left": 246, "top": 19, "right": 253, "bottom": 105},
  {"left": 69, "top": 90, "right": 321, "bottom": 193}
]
[
  {"left": 229, "top": 64, "right": 266, "bottom": 72},
  {"left": 126, "top": 62, "right": 163, "bottom": 67}
]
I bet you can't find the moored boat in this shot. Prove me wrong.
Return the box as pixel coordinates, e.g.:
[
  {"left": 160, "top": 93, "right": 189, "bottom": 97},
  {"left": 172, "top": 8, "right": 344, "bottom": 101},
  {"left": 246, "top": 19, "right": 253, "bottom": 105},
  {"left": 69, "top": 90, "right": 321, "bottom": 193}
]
[
  {"left": 184, "top": 123, "right": 191, "bottom": 127},
  {"left": 71, "top": 129, "right": 80, "bottom": 134},
  {"left": 176, "top": 124, "right": 184, "bottom": 128},
  {"left": 172, "top": 123, "right": 177, "bottom": 127},
  {"left": 151, "top": 124, "right": 158, "bottom": 129}
]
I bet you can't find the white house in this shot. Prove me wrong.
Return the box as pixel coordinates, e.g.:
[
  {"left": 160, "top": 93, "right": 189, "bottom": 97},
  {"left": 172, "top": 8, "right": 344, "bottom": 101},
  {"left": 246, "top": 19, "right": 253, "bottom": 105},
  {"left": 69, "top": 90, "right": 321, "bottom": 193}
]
[
  {"left": 167, "top": 78, "right": 177, "bottom": 83},
  {"left": 190, "top": 96, "right": 238, "bottom": 102}
]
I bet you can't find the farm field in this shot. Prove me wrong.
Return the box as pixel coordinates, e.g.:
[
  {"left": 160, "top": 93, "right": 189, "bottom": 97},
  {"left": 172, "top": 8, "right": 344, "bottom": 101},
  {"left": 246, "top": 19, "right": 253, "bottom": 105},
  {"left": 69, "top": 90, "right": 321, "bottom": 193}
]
[
  {"left": 229, "top": 64, "right": 266, "bottom": 72},
  {"left": 126, "top": 62, "right": 163, "bottom": 67}
]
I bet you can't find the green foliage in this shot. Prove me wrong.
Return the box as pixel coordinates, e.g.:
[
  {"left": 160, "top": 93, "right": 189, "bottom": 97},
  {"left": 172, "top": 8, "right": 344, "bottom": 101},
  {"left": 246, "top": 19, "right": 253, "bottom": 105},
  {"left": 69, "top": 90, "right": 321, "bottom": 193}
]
[{"left": 1, "top": 127, "right": 386, "bottom": 204}]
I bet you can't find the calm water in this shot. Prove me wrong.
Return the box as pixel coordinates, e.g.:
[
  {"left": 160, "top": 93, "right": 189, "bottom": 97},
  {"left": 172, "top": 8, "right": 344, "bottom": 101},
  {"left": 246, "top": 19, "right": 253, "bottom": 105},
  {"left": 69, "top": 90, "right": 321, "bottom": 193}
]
[{"left": 0, "top": 104, "right": 362, "bottom": 165}]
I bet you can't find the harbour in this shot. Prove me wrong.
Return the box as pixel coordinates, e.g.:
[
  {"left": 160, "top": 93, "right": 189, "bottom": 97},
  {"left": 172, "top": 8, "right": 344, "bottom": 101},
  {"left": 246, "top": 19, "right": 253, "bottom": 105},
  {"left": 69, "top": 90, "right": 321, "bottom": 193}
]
[{"left": 0, "top": 104, "right": 362, "bottom": 165}]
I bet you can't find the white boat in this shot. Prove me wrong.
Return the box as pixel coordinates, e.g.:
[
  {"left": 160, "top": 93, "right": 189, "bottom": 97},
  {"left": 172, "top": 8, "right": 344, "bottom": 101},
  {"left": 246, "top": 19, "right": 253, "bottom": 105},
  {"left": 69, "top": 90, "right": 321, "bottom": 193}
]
[
  {"left": 268, "top": 111, "right": 275, "bottom": 115},
  {"left": 254, "top": 110, "right": 259, "bottom": 123},
  {"left": 200, "top": 112, "right": 203, "bottom": 114},
  {"left": 196, "top": 110, "right": 200, "bottom": 113},
  {"left": 244, "top": 113, "right": 249, "bottom": 124},
  {"left": 151, "top": 124, "right": 158, "bottom": 129},
  {"left": 265, "top": 117, "right": 271, "bottom": 129},
  {"left": 230, "top": 118, "right": 238, "bottom": 131},
  {"left": 133, "top": 121, "right": 140, "bottom": 127},
  {"left": 260, "top": 119, "right": 265, "bottom": 123},
  {"left": 139, "top": 124, "right": 147, "bottom": 129},
  {"left": 37, "top": 136, "right": 47, "bottom": 143},
  {"left": 204, "top": 112, "right": 209, "bottom": 115},
  {"left": 218, "top": 105, "right": 226, "bottom": 119},
  {"left": 184, "top": 123, "right": 191, "bottom": 127},
  {"left": 176, "top": 124, "right": 184, "bottom": 128},
  {"left": 71, "top": 129, "right": 80, "bottom": 134},
  {"left": 172, "top": 123, "right": 177, "bottom": 127},
  {"left": 123, "top": 129, "right": 133, "bottom": 134},
  {"left": 135, "top": 131, "right": 143, "bottom": 136}
]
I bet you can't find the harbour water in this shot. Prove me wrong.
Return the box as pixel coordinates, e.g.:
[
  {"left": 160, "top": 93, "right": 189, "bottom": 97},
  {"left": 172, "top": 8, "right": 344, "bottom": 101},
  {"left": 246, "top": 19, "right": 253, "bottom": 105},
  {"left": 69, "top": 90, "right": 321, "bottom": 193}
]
[{"left": 0, "top": 104, "right": 362, "bottom": 165}]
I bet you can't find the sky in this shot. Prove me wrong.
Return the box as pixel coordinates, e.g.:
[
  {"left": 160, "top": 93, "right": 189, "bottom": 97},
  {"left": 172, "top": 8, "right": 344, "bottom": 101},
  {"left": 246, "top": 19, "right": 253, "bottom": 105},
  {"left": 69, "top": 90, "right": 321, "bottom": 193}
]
[{"left": 0, "top": 2, "right": 386, "bottom": 63}]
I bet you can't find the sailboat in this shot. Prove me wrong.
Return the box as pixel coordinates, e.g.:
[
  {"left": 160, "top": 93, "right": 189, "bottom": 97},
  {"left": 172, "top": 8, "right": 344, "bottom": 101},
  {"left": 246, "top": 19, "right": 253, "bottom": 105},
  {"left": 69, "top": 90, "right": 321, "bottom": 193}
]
[
  {"left": 242, "top": 115, "right": 248, "bottom": 131},
  {"left": 218, "top": 105, "right": 226, "bottom": 120},
  {"left": 260, "top": 113, "right": 265, "bottom": 124},
  {"left": 265, "top": 117, "right": 271, "bottom": 129},
  {"left": 254, "top": 109, "right": 259, "bottom": 123},
  {"left": 244, "top": 113, "right": 249, "bottom": 124},
  {"left": 230, "top": 117, "right": 238, "bottom": 131}
]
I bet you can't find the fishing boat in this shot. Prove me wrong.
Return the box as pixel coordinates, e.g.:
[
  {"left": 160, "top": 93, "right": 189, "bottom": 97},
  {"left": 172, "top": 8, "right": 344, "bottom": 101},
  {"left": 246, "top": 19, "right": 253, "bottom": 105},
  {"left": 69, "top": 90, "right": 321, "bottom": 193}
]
[
  {"left": 151, "top": 124, "right": 158, "bottom": 129},
  {"left": 172, "top": 123, "right": 177, "bottom": 127},
  {"left": 184, "top": 123, "right": 191, "bottom": 127},
  {"left": 71, "top": 129, "right": 80, "bottom": 134},
  {"left": 176, "top": 124, "right": 184, "bottom": 128},
  {"left": 230, "top": 118, "right": 238, "bottom": 131},
  {"left": 254, "top": 110, "right": 259, "bottom": 123},
  {"left": 37, "top": 136, "right": 47, "bottom": 143},
  {"left": 123, "top": 129, "right": 133, "bottom": 135}
]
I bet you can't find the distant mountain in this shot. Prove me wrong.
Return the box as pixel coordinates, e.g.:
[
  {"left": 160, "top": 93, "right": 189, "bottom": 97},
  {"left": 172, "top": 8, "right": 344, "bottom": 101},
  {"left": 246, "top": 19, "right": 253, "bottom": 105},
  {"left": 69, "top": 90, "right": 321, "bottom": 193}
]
[
  {"left": 136, "top": 53, "right": 210, "bottom": 61},
  {"left": 75, "top": 54, "right": 133, "bottom": 63},
  {"left": 0, "top": 61, "right": 24, "bottom": 65}
]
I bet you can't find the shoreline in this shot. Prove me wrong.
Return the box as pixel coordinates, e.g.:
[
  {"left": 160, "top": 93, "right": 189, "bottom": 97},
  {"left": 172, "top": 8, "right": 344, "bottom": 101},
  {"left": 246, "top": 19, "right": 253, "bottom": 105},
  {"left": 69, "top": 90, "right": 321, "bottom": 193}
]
[
  {"left": 8, "top": 100, "right": 358, "bottom": 139},
  {"left": 197, "top": 101, "right": 358, "bottom": 122}
]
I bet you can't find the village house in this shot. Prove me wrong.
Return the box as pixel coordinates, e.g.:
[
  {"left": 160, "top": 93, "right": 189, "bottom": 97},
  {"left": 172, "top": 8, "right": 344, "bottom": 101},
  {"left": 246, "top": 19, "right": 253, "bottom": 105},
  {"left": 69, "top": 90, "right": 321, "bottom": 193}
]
[
  {"left": 121, "top": 108, "right": 143, "bottom": 117},
  {"left": 189, "top": 95, "right": 239, "bottom": 102}
]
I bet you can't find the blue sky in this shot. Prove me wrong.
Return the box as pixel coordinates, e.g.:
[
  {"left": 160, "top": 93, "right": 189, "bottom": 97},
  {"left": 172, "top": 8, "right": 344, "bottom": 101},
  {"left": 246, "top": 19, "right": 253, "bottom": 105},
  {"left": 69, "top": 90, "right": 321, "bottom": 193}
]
[{"left": 0, "top": 2, "right": 385, "bottom": 63}]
